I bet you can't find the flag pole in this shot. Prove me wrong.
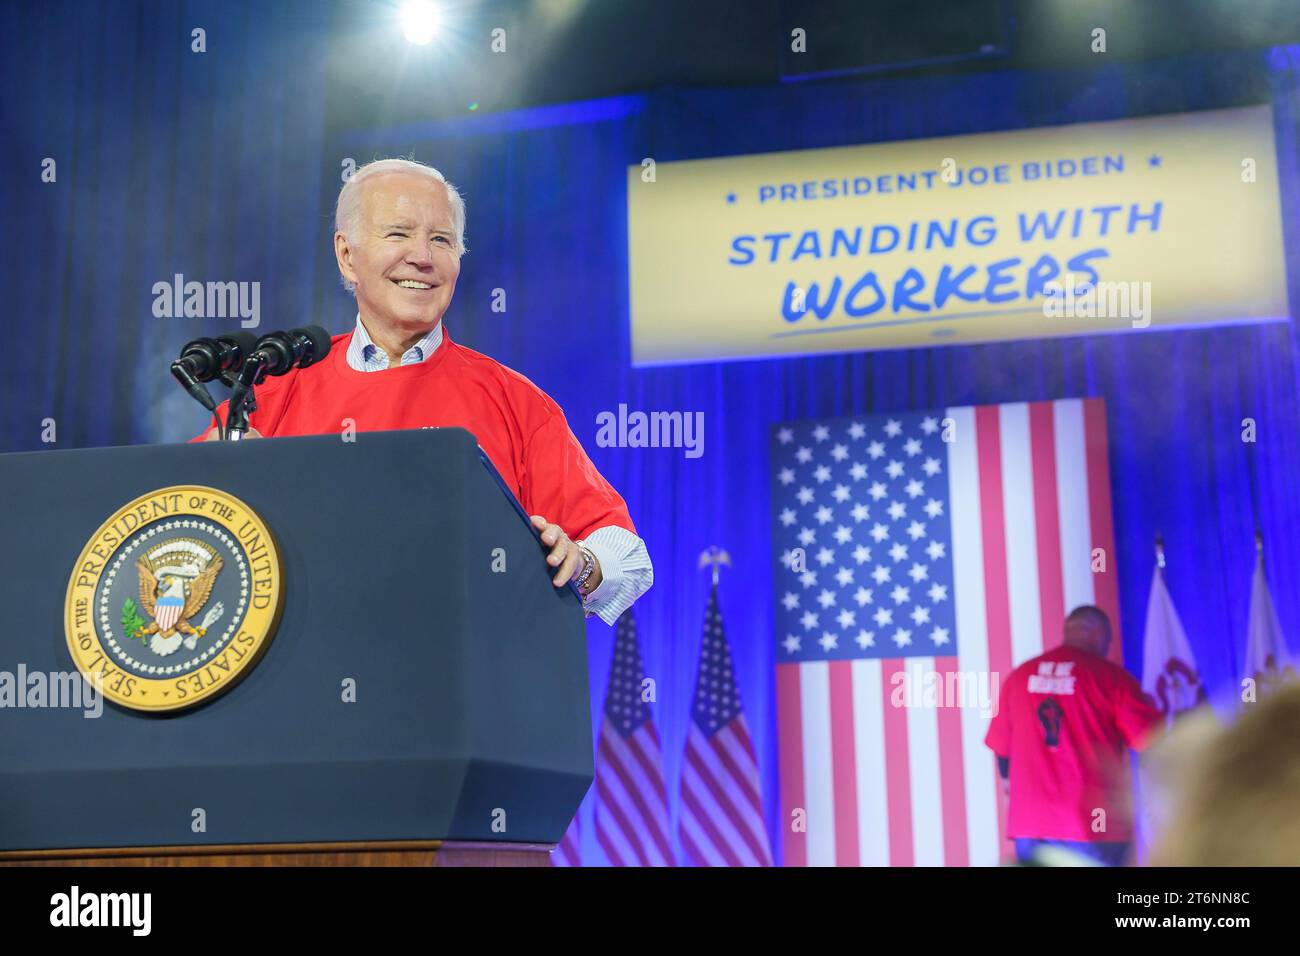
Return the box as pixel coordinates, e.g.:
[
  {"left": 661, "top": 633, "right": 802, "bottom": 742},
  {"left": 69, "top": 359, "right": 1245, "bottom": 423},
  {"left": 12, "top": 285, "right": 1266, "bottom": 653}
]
[{"left": 697, "top": 546, "right": 732, "bottom": 588}]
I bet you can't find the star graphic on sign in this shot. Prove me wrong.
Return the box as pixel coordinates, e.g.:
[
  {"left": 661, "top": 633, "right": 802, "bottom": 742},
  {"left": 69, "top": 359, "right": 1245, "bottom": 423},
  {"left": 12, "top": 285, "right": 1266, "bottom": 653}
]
[
  {"left": 777, "top": 427, "right": 794, "bottom": 444},
  {"left": 884, "top": 419, "right": 903, "bottom": 437},
  {"left": 835, "top": 566, "right": 855, "bottom": 586},
  {"left": 869, "top": 481, "right": 888, "bottom": 501},
  {"left": 855, "top": 630, "right": 875, "bottom": 649},
  {"left": 798, "top": 528, "right": 816, "bottom": 547},
  {"left": 910, "top": 605, "right": 931, "bottom": 625},
  {"left": 797, "top": 486, "right": 815, "bottom": 505},
  {"left": 868, "top": 441, "right": 886, "bottom": 459},
  {"left": 923, "top": 457, "right": 942, "bottom": 476},
  {"left": 890, "top": 584, "right": 911, "bottom": 605},
  {"left": 850, "top": 462, "right": 868, "bottom": 481},
  {"left": 926, "top": 541, "right": 947, "bottom": 561},
  {"left": 903, "top": 437, "right": 922, "bottom": 457},
  {"left": 817, "top": 588, "right": 836, "bottom": 608},
  {"left": 906, "top": 520, "right": 927, "bottom": 540},
  {"left": 887, "top": 501, "right": 907, "bottom": 520},
  {"left": 799, "top": 569, "right": 818, "bottom": 588},
  {"left": 893, "top": 628, "right": 913, "bottom": 648},
  {"left": 924, "top": 498, "right": 944, "bottom": 518},
  {"left": 889, "top": 542, "right": 909, "bottom": 562},
  {"left": 781, "top": 592, "right": 800, "bottom": 610},
  {"left": 873, "top": 607, "right": 894, "bottom": 627},
  {"left": 928, "top": 582, "right": 949, "bottom": 602},
  {"left": 779, "top": 508, "right": 796, "bottom": 526},
  {"left": 886, "top": 461, "right": 904, "bottom": 479},
  {"left": 931, "top": 627, "right": 951, "bottom": 646},
  {"left": 815, "top": 505, "right": 833, "bottom": 524},
  {"left": 801, "top": 611, "right": 819, "bottom": 630},
  {"left": 851, "top": 502, "right": 869, "bottom": 522},
  {"left": 872, "top": 565, "right": 892, "bottom": 585},
  {"left": 870, "top": 523, "right": 890, "bottom": 542},
  {"left": 814, "top": 465, "right": 831, "bottom": 483},
  {"left": 831, "top": 444, "right": 848, "bottom": 461},
  {"left": 905, "top": 479, "right": 924, "bottom": 498},
  {"left": 816, "top": 547, "right": 835, "bottom": 566},
  {"left": 848, "top": 422, "right": 866, "bottom": 440},
  {"left": 777, "top": 467, "right": 798, "bottom": 488},
  {"left": 854, "top": 586, "right": 873, "bottom": 606},
  {"left": 852, "top": 544, "right": 871, "bottom": 564},
  {"left": 832, "top": 484, "right": 851, "bottom": 503},
  {"left": 837, "top": 608, "right": 857, "bottom": 629},
  {"left": 796, "top": 446, "right": 812, "bottom": 463},
  {"left": 908, "top": 562, "right": 929, "bottom": 583},
  {"left": 833, "top": 525, "right": 853, "bottom": 544},
  {"left": 780, "top": 549, "right": 800, "bottom": 568},
  {"left": 820, "top": 632, "right": 839, "bottom": 652},
  {"left": 920, "top": 416, "right": 939, "bottom": 434},
  {"left": 783, "top": 634, "right": 802, "bottom": 654},
  {"left": 813, "top": 425, "right": 830, "bottom": 442}
]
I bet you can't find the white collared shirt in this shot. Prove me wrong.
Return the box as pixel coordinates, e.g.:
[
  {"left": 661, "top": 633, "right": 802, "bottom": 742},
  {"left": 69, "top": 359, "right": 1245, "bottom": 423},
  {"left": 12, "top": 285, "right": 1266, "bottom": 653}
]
[{"left": 342, "top": 314, "right": 651, "bottom": 624}]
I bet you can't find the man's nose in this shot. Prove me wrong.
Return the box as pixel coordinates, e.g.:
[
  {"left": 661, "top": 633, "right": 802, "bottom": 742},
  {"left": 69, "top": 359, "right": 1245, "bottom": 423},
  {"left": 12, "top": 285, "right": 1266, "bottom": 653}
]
[{"left": 406, "top": 240, "right": 435, "bottom": 269}]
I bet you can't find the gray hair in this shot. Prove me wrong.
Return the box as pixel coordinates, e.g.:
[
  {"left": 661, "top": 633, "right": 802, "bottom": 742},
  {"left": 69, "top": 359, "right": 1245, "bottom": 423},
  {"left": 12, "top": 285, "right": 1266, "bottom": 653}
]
[{"left": 335, "top": 158, "right": 467, "bottom": 294}]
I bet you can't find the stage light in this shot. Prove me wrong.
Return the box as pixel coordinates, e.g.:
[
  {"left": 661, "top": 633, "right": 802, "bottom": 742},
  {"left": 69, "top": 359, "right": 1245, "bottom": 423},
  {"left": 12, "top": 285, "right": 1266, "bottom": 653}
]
[{"left": 401, "top": 1, "right": 440, "bottom": 45}]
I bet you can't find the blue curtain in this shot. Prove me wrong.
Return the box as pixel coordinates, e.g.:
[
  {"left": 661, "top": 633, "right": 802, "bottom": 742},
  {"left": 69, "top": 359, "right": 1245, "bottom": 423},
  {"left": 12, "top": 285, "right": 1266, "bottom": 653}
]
[{"left": 6, "top": 1, "right": 1300, "bottom": 865}]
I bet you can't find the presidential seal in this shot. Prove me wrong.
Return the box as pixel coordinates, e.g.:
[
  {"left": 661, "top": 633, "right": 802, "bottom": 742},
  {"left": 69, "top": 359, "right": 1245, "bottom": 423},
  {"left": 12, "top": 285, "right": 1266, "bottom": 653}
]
[{"left": 64, "top": 485, "right": 284, "bottom": 712}]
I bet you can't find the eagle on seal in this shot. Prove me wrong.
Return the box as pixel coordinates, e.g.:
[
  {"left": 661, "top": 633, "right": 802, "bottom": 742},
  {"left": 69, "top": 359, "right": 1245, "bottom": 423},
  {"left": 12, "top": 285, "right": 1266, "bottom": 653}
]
[{"left": 133, "top": 555, "right": 224, "bottom": 656}]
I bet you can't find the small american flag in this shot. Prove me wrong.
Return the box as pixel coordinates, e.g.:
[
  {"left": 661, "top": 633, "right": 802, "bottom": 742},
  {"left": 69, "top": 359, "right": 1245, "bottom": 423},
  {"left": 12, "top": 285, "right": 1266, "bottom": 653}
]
[
  {"left": 550, "top": 815, "right": 581, "bottom": 867},
  {"left": 772, "top": 398, "right": 1121, "bottom": 866},
  {"left": 594, "top": 610, "right": 675, "bottom": 866},
  {"left": 678, "top": 585, "right": 773, "bottom": 866}
]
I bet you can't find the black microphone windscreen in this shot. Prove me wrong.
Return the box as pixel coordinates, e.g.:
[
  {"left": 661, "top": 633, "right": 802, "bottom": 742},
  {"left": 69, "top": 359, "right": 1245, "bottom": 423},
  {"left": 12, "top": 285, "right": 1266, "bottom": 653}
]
[
  {"left": 220, "top": 331, "right": 259, "bottom": 359},
  {"left": 295, "top": 326, "right": 332, "bottom": 367}
]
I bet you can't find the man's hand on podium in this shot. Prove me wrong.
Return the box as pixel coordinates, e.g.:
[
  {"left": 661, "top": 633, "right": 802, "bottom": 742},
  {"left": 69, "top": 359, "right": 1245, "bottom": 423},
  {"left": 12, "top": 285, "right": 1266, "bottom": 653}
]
[
  {"left": 531, "top": 514, "right": 602, "bottom": 595},
  {"left": 200, "top": 426, "right": 264, "bottom": 440}
]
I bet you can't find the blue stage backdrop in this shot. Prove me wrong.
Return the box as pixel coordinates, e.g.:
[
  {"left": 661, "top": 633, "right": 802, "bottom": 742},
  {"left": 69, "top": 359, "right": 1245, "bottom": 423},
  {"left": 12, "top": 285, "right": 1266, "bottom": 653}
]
[{"left": 5, "top": 1, "right": 1300, "bottom": 865}]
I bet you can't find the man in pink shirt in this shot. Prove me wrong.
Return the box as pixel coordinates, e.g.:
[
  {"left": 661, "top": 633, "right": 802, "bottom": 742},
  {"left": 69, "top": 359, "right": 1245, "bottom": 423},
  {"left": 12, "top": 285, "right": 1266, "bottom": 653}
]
[{"left": 985, "top": 605, "right": 1163, "bottom": 865}]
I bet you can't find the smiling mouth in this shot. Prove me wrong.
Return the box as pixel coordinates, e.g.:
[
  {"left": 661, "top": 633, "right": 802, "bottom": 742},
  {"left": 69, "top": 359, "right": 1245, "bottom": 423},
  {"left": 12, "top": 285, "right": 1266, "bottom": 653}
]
[{"left": 392, "top": 279, "right": 436, "bottom": 290}]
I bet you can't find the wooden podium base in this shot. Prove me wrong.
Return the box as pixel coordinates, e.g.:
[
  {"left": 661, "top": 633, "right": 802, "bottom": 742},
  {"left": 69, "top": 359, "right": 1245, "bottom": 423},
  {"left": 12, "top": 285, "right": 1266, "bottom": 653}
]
[{"left": 0, "top": 840, "right": 554, "bottom": 867}]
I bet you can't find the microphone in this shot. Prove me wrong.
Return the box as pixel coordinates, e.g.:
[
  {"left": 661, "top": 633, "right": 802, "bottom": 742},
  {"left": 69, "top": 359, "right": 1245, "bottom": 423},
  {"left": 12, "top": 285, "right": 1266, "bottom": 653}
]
[
  {"left": 245, "top": 326, "right": 332, "bottom": 379},
  {"left": 224, "top": 326, "right": 332, "bottom": 440},
  {"left": 176, "top": 332, "right": 260, "bottom": 382},
  {"left": 171, "top": 331, "right": 259, "bottom": 412}
]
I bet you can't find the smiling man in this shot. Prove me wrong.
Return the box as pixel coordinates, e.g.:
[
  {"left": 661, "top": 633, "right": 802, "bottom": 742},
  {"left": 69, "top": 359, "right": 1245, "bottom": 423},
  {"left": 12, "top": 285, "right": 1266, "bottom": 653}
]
[{"left": 194, "top": 158, "right": 652, "bottom": 622}]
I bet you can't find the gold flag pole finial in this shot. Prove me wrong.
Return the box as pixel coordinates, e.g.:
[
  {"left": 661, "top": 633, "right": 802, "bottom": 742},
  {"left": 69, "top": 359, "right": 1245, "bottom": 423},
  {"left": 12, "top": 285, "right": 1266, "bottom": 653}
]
[
  {"left": 697, "top": 546, "right": 732, "bottom": 588},
  {"left": 1155, "top": 533, "right": 1165, "bottom": 570}
]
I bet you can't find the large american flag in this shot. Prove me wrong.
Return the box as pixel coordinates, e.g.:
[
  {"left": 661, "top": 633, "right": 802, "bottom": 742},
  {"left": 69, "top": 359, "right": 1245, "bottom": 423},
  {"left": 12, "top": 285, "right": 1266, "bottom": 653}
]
[
  {"left": 678, "top": 586, "right": 773, "bottom": 866},
  {"left": 593, "top": 610, "right": 675, "bottom": 866},
  {"left": 771, "top": 398, "right": 1121, "bottom": 866}
]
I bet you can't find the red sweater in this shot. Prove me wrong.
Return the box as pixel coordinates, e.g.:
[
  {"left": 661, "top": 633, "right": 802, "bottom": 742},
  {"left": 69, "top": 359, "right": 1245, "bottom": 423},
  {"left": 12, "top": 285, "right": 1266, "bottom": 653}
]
[{"left": 191, "top": 328, "right": 635, "bottom": 541}]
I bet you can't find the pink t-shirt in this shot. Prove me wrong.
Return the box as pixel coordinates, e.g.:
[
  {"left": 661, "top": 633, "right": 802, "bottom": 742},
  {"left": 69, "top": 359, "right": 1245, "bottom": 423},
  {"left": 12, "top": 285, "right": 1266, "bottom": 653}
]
[{"left": 985, "top": 644, "right": 1161, "bottom": 842}]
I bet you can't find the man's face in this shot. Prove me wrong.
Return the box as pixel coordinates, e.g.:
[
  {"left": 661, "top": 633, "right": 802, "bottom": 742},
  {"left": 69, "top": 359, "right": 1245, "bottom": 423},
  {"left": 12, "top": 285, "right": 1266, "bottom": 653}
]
[
  {"left": 334, "top": 172, "right": 461, "bottom": 334},
  {"left": 1065, "top": 612, "right": 1111, "bottom": 656}
]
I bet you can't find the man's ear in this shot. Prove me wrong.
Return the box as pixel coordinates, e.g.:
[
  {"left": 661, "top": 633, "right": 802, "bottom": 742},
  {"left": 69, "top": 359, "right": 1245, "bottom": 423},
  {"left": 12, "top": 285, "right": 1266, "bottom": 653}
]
[{"left": 334, "top": 231, "right": 358, "bottom": 287}]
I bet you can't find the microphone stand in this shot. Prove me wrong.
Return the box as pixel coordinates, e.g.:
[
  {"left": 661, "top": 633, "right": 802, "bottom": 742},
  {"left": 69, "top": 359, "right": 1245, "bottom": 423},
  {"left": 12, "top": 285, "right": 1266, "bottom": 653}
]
[{"left": 222, "top": 354, "right": 269, "bottom": 441}]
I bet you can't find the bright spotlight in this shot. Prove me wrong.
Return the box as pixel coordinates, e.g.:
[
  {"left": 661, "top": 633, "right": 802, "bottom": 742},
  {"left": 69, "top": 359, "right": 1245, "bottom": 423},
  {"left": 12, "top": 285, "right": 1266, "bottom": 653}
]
[{"left": 401, "top": 1, "right": 439, "bottom": 46}]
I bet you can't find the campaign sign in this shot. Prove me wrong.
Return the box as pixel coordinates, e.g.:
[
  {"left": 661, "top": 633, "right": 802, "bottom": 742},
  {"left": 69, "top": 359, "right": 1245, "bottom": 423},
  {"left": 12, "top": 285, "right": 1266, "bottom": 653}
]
[{"left": 627, "top": 105, "right": 1288, "bottom": 365}]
